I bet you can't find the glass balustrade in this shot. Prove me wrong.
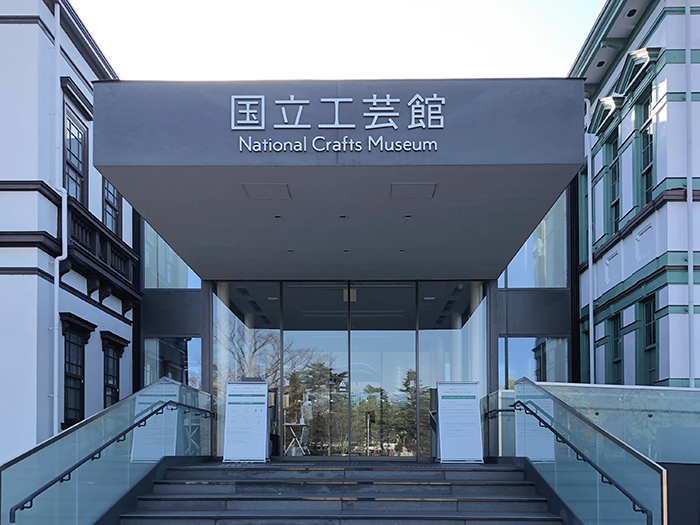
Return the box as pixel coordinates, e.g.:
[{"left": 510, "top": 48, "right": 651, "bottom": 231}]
[
  {"left": 515, "top": 378, "right": 666, "bottom": 525},
  {"left": 0, "top": 378, "right": 212, "bottom": 525},
  {"left": 536, "top": 382, "right": 700, "bottom": 464}
]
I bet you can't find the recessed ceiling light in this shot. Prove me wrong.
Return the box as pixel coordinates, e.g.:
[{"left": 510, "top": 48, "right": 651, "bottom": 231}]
[
  {"left": 626, "top": 8, "right": 637, "bottom": 17},
  {"left": 423, "top": 296, "right": 436, "bottom": 301},
  {"left": 339, "top": 215, "right": 348, "bottom": 219},
  {"left": 274, "top": 215, "right": 282, "bottom": 219},
  {"left": 343, "top": 249, "right": 350, "bottom": 253},
  {"left": 596, "top": 61, "right": 605, "bottom": 68},
  {"left": 404, "top": 214, "right": 412, "bottom": 219},
  {"left": 287, "top": 249, "right": 294, "bottom": 253},
  {"left": 267, "top": 297, "right": 279, "bottom": 301},
  {"left": 399, "top": 249, "right": 405, "bottom": 253}
]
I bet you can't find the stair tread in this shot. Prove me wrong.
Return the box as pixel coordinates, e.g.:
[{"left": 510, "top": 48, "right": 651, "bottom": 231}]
[
  {"left": 123, "top": 509, "right": 561, "bottom": 519},
  {"left": 156, "top": 479, "right": 534, "bottom": 485},
  {"left": 139, "top": 493, "right": 548, "bottom": 502}
]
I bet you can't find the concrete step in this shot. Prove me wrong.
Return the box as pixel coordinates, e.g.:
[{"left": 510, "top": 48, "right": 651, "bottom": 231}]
[
  {"left": 165, "top": 466, "right": 525, "bottom": 482},
  {"left": 137, "top": 493, "right": 549, "bottom": 513},
  {"left": 152, "top": 479, "right": 538, "bottom": 497},
  {"left": 121, "top": 509, "right": 563, "bottom": 525}
]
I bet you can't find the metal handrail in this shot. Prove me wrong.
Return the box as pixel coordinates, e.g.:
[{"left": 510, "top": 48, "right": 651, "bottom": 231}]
[
  {"left": 9, "top": 400, "right": 216, "bottom": 523},
  {"left": 513, "top": 400, "right": 653, "bottom": 525},
  {"left": 483, "top": 408, "right": 515, "bottom": 420},
  {"left": 517, "top": 378, "right": 665, "bottom": 473},
  {"left": 0, "top": 378, "right": 209, "bottom": 474}
]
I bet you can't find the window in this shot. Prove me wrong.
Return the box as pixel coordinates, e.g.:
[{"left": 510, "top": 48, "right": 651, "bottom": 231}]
[
  {"left": 64, "top": 330, "right": 85, "bottom": 427},
  {"left": 610, "top": 315, "right": 622, "bottom": 384},
  {"left": 60, "top": 313, "right": 96, "bottom": 429},
  {"left": 64, "top": 108, "right": 88, "bottom": 204},
  {"left": 607, "top": 131, "right": 621, "bottom": 233},
  {"left": 103, "top": 179, "right": 121, "bottom": 236},
  {"left": 101, "top": 332, "right": 128, "bottom": 408},
  {"left": 639, "top": 95, "right": 654, "bottom": 205},
  {"left": 641, "top": 297, "right": 657, "bottom": 385}
]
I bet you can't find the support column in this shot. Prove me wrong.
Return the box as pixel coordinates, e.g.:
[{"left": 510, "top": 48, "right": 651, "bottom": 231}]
[{"left": 486, "top": 280, "right": 499, "bottom": 395}]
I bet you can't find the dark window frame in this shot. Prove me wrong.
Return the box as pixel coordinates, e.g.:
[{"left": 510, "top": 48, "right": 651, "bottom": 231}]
[
  {"left": 638, "top": 93, "right": 654, "bottom": 206},
  {"left": 606, "top": 130, "right": 621, "bottom": 233},
  {"left": 100, "top": 331, "right": 128, "bottom": 408},
  {"left": 103, "top": 178, "right": 122, "bottom": 237},
  {"left": 64, "top": 105, "right": 89, "bottom": 206},
  {"left": 610, "top": 314, "right": 623, "bottom": 385},
  {"left": 60, "top": 313, "right": 96, "bottom": 429},
  {"left": 641, "top": 296, "right": 658, "bottom": 385}
]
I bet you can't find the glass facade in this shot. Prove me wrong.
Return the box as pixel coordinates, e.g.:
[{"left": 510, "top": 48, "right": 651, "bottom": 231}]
[
  {"left": 144, "top": 337, "right": 202, "bottom": 389},
  {"left": 212, "top": 281, "right": 487, "bottom": 458},
  {"left": 144, "top": 222, "right": 201, "bottom": 289},
  {"left": 502, "top": 337, "right": 568, "bottom": 389},
  {"left": 500, "top": 191, "right": 567, "bottom": 289}
]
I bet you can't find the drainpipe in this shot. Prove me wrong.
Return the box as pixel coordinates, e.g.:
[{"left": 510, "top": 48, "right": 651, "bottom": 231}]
[
  {"left": 585, "top": 98, "right": 595, "bottom": 384},
  {"left": 52, "top": 0, "right": 68, "bottom": 435},
  {"left": 685, "top": 0, "right": 696, "bottom": 388}
]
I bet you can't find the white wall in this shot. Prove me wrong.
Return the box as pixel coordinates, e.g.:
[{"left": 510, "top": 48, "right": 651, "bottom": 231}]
[{"left": 0, "top": 276, "right": 40, "bottom": 464}]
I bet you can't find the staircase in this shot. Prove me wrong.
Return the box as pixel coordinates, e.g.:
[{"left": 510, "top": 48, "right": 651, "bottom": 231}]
[{"left": 120, "top": 461, "right": 563, "bottom": 525}]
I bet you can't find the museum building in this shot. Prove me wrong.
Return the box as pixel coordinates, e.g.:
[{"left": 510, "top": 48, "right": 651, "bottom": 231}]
[{"left": 0, "top": 0, "right": 697, "bottom": 468}]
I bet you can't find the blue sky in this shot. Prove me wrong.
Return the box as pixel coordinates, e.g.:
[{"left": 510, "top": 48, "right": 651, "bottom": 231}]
[{"left": 69, "top": 0, "right": 607, "bottom": 81}]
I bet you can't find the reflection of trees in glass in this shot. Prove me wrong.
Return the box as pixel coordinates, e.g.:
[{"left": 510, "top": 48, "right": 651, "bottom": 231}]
[
  {"left": 285, "top": 358, "right": 348, "bottom": 455},
  {"left": 350, "top": 369, "right": 425, "bottom": 456},
  {"left": 213, "top": 318, "right": 316, "bottom": 398}
]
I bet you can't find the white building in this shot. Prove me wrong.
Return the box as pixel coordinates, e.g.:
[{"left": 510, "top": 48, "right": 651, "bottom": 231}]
[
  {"left": 0, "top": 0, "right": 138, "bottom": 463},
  {"left": 572, "top": 0, "right": 700, "bottom": 387}
]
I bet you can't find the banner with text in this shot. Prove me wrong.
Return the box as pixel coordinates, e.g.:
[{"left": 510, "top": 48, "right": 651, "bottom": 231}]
[
  {"left": 223, "top": 382, "right": 269, "bottom": 462},
  {"left": 437, "top": 382, "right": 483, "bottom": 463}
]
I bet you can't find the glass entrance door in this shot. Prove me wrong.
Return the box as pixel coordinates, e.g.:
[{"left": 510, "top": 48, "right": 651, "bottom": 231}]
[
  {"left": 283, "top": 282, "right": 349, "bottom": 456},
  {"left": 213, "top": 280, "right": 487, "bottom": 459},
  {"left": 350, "top": 282, "right": 417, "bottom": 457}
]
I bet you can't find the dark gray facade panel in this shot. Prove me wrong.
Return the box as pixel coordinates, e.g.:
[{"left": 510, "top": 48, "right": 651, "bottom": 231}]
[
  {"left": 94, "top": 79, "right": 584, "bottom": 168},
  {"left": 141, "top": 289, "right": 202, "bottom": 338},
  {"left": 498, "top": 289, "right": 571, "bottom": 338}
]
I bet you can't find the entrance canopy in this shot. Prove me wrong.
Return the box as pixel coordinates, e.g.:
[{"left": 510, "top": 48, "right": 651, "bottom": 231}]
[{"left": 94, "top": 79, "right": 583, "bottom": 281}]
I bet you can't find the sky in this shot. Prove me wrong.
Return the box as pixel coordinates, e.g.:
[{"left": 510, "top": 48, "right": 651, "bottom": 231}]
[{"left": 68, "top": 0, "right": 607, "bottom": 81}]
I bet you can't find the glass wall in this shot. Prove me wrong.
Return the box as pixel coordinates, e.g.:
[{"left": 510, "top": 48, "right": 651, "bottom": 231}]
[
  {"left": 500, "top": 191, "right": 567, "bottom": 289},
  {"left": 418, "top": 282, "right": 487, "bottom": 457},
  {"left": 212, "top": 280, "right": 489, "bottom": 458},
  {"left": 144, "top": 337, "right": 202, "bottom": 389},
  {"left": 502, "top": 337, "right": 568, "bottom": 389},
  {"left": 144, "top": 222, "right": 201, "bottom": 289},
  {"left": 213, "top": 282, "right": 282, "bottom": 454}
]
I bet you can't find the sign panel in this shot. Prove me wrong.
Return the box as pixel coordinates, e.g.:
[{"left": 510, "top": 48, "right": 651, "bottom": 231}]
[
  {"left": 515, "top": 383, "right": 555, "bottom": 462},
  {"left": 223, "top": 382, "right": 269, "bottom": 462},
  {"left": 131, "top": 379, "right": 180, "bottom": 462},
  {"left": 437, "top": 382, "right": 483, "bottom": 463}
]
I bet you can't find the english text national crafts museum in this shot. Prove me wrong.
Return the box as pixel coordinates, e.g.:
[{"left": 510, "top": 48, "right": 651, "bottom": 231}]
[{"left": 0, "top": 1, "right": 699, "bottom": 524}]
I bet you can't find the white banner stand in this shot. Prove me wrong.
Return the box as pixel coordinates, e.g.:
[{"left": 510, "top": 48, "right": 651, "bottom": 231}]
[
  {"left": 437, "top": 381, "right": 483, "bottom": 463},
  {"left": 223, "top": 381, "right": 269, "bottom": 462},
  {"left": 515, "top": 383, "right": 555, "bottom": 462}
]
